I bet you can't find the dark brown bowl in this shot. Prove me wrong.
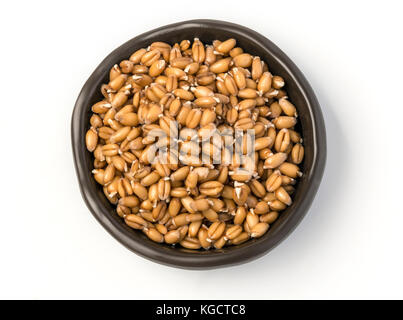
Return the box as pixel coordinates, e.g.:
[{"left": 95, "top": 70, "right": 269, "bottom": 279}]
[{"left": 71, "top": 19, "right": 326, "bottom": 269}]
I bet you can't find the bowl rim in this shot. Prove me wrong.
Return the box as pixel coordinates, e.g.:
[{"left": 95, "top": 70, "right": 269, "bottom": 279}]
[{"left": 71, "top": 19, "right": 327, "bottom": 269}]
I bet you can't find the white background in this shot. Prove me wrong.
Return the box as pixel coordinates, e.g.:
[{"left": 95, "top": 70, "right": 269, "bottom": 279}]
[{"left": 1, "top": 0, "right": 402, "bottom": 299}]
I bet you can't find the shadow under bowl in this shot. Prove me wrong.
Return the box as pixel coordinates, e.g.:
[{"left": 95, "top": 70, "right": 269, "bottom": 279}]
[{"left": 71, "top": 19, "right": 327, "bottom": 269}]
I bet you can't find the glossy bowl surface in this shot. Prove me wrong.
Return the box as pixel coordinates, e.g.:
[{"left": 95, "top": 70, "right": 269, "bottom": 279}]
[{"left": 72, "top": 19, "right": 326, "bottom": 269}]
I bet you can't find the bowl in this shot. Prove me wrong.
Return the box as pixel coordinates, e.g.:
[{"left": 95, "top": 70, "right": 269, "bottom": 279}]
[{"left": 71, "top": 19, "right": 326, "bottom": 269}]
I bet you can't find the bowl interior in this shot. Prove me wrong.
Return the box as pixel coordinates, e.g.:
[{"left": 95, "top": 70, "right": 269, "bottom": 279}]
[{"left": 72, "top": 20, "right": 325, "bottom": 269}]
